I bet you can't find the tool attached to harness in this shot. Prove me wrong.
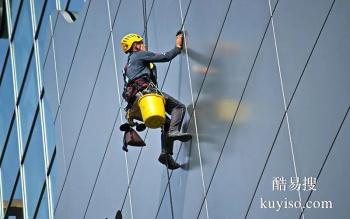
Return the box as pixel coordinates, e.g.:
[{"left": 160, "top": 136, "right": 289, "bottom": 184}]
[{"left": 120, "top": 123, "right": 146, "bottom": 152}]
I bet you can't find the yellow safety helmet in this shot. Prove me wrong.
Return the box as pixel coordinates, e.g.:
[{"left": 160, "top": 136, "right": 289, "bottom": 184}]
[{"left": 120, "top": 33, "right": 143, "bottom": 53}]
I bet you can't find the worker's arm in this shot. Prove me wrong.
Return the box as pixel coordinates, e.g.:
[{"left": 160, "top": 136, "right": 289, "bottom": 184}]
[
  {"left": 140, "top": 32, "right": 184, "bottom": 63},
  {"left": 140, "top": 47, "right": 182, "bottom": 62}
]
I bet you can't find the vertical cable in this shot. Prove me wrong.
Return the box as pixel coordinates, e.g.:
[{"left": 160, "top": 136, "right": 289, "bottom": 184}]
[
  {"left": 267, "top": 0, "right": 304, "bottom": 218},
  {"left": 178, "top": 0, "right": 210, "bottom": 218},
  {"left": 166, "top": 168, "right": 174, "bottom": 219},
  {"left": 142, "top": 0, "right": 148, "bottom": 50}
]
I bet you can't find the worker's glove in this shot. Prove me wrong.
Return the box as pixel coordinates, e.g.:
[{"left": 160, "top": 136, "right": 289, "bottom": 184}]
[
  {"left": 176, "top": 30, "right": 183, "bottom": 36},
  {"left": 176, "top": 30, "right": 184, "bottom": 49}
]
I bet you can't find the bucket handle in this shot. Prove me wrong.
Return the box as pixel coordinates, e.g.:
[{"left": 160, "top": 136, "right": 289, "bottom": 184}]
[{"left": 137, "top": 82, "right": 164, "bottom": 98}]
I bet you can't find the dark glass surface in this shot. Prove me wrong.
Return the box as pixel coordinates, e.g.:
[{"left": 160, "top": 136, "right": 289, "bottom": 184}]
[
  {"left": 35, "top": 188, "right": 49, "bottom": 219},
  {"left": 23, "top": 115, "right": 46, "bottom": 219},
  {"left": 12, "top": 0, "right": 33, "bottom": 90},
  {"left": 19, "top": 54, "right": 38, "bottom": 148},
  {"left": 0, "top": 57, "right": 14, "bottom": 152},
  {"left": 0, "top": 122, "right": 19, "bottom": 204}
]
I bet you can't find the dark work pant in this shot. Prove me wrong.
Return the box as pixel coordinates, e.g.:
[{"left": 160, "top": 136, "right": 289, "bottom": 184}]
[{"left": 161, "top": 92, "right": 186, "bottom": 155}]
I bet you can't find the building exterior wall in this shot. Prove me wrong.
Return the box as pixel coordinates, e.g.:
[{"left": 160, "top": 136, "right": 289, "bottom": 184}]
[
  {"left": 0, "top": 0, "right": 68, "bottom": 218},
  {"left": 0, "top": 1, "right": 88, "bottom": 218},
  {"left": 41, "top": 0, "right": 349, "bottom": 219}
]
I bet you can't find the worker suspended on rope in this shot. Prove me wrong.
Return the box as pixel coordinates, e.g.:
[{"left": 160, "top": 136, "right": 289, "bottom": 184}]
[{"left": 120, "top": 31, "right": 191, "bottom": 170}]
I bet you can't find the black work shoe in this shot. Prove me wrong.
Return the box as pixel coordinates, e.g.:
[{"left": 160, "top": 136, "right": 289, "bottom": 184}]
[
  {"left": 168, "top": 131, "right": 192, "bottom": 142},
  {"left": 158, "top": 153, "right": 181, "bottom": 170}
]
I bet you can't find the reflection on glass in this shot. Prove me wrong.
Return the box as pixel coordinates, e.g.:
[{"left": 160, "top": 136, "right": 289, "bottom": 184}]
[
  {"left": 24, "top": 115, "right": 45, "bottom": 219},
  {"left": 19, "top": 55, "right": 38, "bottom": 148},
  {"left": 0, "top": 122, "right": 20, "bottom": 205},
  {"left": 43, "top": 97, "right": 56, "bottom": 161},
  {"left": 3, "top": 176, "right": 24, "bottom": 219},
  {"left": 37, "top": 0, "right": 56, "bottom": 68},
  {"left": 0, "top": 57, "right": 14, "bottom": 152},
  {"left": 35, "top": 188, "right": 49, "bottom": 219},
  {"left": 12, "top": 0, "right": 33, "bottom": 89}
]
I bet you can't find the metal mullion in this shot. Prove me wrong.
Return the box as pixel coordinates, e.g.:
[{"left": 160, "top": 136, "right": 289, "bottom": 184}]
[
  {"left": 7, "top": 0, "right": 24, "bottom": 42},
  {"left": 19, "top": 158, "right": 28, "bottom": 219},
  {"left": 38, "top": 91, "right": 53, "bottom": 218},
  {"left": 29, "top": 0, "right": 37, "bottom": 36},
  {"left": 55, "top": 0, "right": 61, "bottom": 11},
  {"left": 39, "top": 99, "right": 49, "bottom": 170},
  {"left": 35, "top": 40, "right": 45, "bottom": 97}
]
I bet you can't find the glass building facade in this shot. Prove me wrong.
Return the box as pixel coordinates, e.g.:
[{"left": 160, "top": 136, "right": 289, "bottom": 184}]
[
  {"left": 0, "top": 0, "right": 84, "bottom": 218},
  {"left": 2, "top": 0, "right": 350, "bottom": 219}
]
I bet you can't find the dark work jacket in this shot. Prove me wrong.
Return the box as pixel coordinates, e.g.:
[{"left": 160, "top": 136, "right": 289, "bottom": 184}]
[{"left": 124, "top": 47, "right": 181, "bottom": 83}]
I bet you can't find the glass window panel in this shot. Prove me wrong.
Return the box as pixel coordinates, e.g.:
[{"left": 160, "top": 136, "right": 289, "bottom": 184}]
[
  {"left": 0, "top": 57, "right": 14, "bottom": 155},
  {"left": 12, "top": 0, "right": 33, "bottom": 89},
  {"left": 0, "top": 40, "right": 8, "bottom": 71},
  {"left": 35, "top": 188, "right": 49, "bottom": 219},
  {"left": 4, "top": 176, "right": 24, "bottom": 218},
  {"left": 19, "top": 55, "right": 38, "bottom": 147},
  {"left": 67, "top": 0, "right": 85, "bottom": 12},
  {"left": 37, "top": 0, "right": 56, "bottom": 68},
  {"left": 23, "top": 115, "right": 45, "bottom": 219},
  {"left": 33, "top": 0, "right": 45, "bottom": 27},
  {"left": 49, "top": 157, "right": 56, "bottom": 208},
  {"left": 43, "top": 97, "right": 55, "bottom": 162},
  {"left": 9, "top": 0, "right": 21, "bottom": 26},
  {"left": 0, "top": 122, "right": 20, "bottom": 203}
]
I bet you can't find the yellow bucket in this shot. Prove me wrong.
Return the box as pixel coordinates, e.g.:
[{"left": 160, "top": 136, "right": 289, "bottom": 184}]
[{"left": 138, "top": 93, "right": 166, "bottom": 128}]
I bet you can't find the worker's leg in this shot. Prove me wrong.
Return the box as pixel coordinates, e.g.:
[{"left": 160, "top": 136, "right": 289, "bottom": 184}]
[
  {"left": 158, "top": 116, "right": 180, "bottom": 170},
  {"left": 161, "top": 116, "right": 173, "bottom": 154},
  {"left": 163, "top": 92, "right": 191, "bottom": 142}
]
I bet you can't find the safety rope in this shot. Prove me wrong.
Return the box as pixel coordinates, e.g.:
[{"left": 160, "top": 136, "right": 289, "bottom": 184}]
[{"left": 142, "top": 0, "right": 148, "bottom": 50}]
